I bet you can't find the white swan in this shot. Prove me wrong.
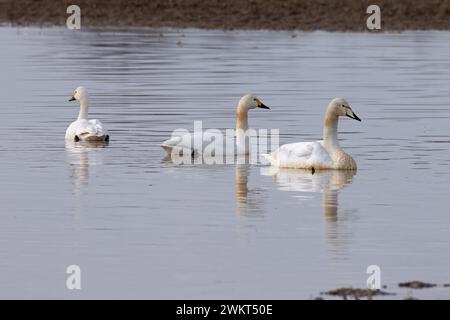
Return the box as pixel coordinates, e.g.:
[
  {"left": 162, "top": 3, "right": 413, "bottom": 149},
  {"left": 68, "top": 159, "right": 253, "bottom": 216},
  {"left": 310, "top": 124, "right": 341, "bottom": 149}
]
[
  {"left": 161, "top": 94, "right": 269, "bottom": 156},
  {"left": 262, "top": 98, "right": 360, "bottom": 170},
  {"left": 65, "top": 86, "right": 109, "bottom": 142}
]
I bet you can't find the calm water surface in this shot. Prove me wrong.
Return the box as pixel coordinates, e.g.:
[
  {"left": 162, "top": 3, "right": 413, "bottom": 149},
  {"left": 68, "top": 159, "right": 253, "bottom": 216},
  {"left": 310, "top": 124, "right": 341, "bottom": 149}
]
[{"left": 1, "top": 27, "right": 450, "bottom": 299}]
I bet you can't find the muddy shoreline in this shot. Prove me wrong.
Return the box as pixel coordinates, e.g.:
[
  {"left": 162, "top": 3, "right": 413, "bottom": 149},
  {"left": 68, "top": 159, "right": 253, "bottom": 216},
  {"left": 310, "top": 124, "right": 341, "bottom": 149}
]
[{"left": 1, "top": 0, "right": 449, "bottom": 31}]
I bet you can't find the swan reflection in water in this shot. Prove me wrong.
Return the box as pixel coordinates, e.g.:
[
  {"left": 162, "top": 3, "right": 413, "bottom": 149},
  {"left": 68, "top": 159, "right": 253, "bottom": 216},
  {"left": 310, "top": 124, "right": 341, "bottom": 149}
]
[
  {"left": 235, "top": 163, "right": 262, "bottom": 216},
  {"left": 261, "top": 167, "right": 356, "bottom": 254},
  {"left": 65, "top": 141, "right": 108, "bottom": 194},
  {"left": 162, "top": 152, "right": 264, "bottom": 216}
]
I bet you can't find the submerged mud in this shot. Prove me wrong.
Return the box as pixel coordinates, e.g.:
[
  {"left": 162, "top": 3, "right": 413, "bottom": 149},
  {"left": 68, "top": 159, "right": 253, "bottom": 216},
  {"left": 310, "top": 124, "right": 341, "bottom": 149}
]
[{"left": 1, "top": 0, "right": 449, "bottom": 31}]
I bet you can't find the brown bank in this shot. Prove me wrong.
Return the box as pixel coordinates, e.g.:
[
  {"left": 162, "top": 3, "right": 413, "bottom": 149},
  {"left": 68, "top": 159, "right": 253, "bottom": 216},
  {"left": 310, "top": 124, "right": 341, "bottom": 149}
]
[{"left": 0, "top": 0, "right": 449, "bottom": 31}]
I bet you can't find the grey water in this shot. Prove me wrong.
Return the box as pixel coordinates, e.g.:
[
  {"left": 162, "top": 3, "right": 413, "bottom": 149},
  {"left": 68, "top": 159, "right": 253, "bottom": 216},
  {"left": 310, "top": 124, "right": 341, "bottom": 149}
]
[{"left": 1, "top": 27, "right": 450, "bottom": 299}]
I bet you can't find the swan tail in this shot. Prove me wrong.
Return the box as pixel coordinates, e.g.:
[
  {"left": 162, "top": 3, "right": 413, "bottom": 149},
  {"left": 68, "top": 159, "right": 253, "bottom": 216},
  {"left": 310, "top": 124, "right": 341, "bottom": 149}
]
[
  {"left": 161, "top": 136, "right": 183, "bottom": 154},
  {"left": 79, "top": 133, "right": 109, "bottom": 142},
  {"left": 161, "top": 144, "right": 173, "bottom": 154}
]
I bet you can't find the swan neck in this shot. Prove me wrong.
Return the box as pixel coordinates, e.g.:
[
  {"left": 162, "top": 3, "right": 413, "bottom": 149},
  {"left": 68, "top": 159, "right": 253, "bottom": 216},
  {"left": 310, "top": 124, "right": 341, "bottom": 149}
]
[
  {"left": 236, "top": 107, "right": 249, "bottom": 131},
  {"left": 77, "top": 98, "right": 88, "bottom": 120},
  {"left": 236, "top": 107, "right": 249, "bottom": 149},
  {"left": 323, "top": 112, "right": 340, "bottom": 151}
]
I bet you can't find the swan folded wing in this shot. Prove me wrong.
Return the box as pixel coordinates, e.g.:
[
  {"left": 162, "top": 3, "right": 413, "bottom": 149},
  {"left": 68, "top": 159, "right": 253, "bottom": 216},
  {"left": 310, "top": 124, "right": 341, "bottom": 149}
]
[
  {"left": 161, "top": 131, "right": 234, "bottom": 157},
  {"left": 161, "top": 135, "right": 182, "bottom": 148},
  {"left": 267, "top": 141, "right": 333, "bottom": 169},
  {"left": 66, "top": 119, "right": 107, "bottom": 141},
  {"left": 161, "top": 132, "right": 225, "bottom": 154},
  {"left": 161, "top": 134, "right": 189, "bottom": 148},
  {"left": 161, "top": 134, "right": 194, "bottom": 155},
  {"left": 90, "top": 119, "right": 106, "bottom": 134},
  {"left": 76, "top": 119, "right": 106, "bottom": 138}
]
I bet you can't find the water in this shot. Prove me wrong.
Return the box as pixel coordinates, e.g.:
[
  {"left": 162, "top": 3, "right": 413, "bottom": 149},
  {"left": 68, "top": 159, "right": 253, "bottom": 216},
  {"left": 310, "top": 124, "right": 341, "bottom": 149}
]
[{"left": 1, "top": 27, "right": 450, "bottom": 299}]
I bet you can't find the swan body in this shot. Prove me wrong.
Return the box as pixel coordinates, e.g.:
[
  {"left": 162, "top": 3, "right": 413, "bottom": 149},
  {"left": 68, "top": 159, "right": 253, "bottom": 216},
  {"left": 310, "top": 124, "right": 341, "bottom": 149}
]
[
  {"left": 262, "top": 98, "right": 360, "bottom": 170},
  {"left": 161, "top": 131, "right": 234, "bottom": 156},
  {"left": 161, "top": 94, "right": 269, "bottom": 156},
  {"left": 65, "top": 86, "right": 109, "bottom": 142},
  {"left": 263, "top": 141, "right": 333, "bottom": 170},
  {"left": 66, "top": 119, "right": 108, "bottom": 142}
]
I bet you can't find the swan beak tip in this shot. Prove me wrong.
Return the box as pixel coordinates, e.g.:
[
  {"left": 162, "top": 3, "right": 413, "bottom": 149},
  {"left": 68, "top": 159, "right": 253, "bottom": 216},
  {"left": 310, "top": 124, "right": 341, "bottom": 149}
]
[
  {"left": 69, "top": 96, "right": 75, "bottom": 101},
  {"left": 347, "top": 113, "right": 361, "bottom": 121},
  {"left": 258, "top": 103, "right": 270, "bottom": 109}
]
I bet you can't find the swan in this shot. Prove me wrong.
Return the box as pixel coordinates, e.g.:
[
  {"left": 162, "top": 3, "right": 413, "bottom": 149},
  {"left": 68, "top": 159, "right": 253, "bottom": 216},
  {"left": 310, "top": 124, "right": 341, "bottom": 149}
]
[
  {"left": 161, "top": 94, "right": 269, "bottom": 156},
  {"left": 65, "top": 86, "right": 109, "bottom": 142},
  {"left": 262, "top": 98, "right": 360, "bottom": 170}
]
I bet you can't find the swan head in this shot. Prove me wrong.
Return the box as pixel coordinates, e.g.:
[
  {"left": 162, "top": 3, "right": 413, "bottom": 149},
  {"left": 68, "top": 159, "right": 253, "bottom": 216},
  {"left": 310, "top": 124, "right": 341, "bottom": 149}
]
[
  {"left": 238, "top": 94, "right": 270, "bottom": 111},
  {"left": 327, "top": 98, "right": 361, "bottom": 121},
  {"left": 69, "top": 86, "right": 88, "bottom": 102}
]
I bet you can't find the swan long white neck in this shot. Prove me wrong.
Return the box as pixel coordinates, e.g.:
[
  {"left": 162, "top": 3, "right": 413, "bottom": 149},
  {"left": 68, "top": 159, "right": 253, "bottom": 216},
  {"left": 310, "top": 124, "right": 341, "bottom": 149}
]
[
  {"left": 323, "top": 112, "right": 341, "bottom": 153},
  {"left": 236, "top": 105, "right": 249, "bottom": 150},
  {"left": 321, "top": 105, "right": 357, "bottom": 170},
  {"left": 77, "top": 97, "right": 89, "bottom": 120}
]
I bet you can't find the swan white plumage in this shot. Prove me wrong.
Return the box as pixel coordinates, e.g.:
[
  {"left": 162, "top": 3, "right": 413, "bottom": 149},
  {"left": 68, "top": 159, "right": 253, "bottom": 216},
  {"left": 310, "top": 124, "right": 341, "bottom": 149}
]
[
  {"left": 262, "top": 98, "right": 361, "bottom": 170},
  {"left": 65, "top": 86, "right": 109, "bottom": 142},
  {"left": 161, "top": 94, "right": 269, "bottom": 156}
]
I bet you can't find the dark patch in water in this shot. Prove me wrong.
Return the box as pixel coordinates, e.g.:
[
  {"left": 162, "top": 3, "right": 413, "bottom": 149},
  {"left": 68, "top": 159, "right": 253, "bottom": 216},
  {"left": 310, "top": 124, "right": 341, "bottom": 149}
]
[
  {"left": 321, "top": 287, "right": 395, "bottom": 300},
  {"left": 398, "top": 281, "right": 437, "bottom": 289}
]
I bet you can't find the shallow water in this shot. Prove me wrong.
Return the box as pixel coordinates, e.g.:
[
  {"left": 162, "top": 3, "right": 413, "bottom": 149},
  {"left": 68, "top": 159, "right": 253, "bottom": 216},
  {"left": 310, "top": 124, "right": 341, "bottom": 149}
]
[{"left": 1, "top": 27, "right": 450, "bottom": 299}]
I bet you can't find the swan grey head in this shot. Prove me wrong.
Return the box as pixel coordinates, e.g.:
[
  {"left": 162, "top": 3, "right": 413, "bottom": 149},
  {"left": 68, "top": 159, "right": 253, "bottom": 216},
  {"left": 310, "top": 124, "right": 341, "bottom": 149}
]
[
  {"left": 69, "top": 86, "right": 88, "bottom": 102},
  {"left": 328, "top": 97, "right": 361, "bottom": 121},
  {"left": 238, "top": 94, "right": 270, "bottom": 111}
]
